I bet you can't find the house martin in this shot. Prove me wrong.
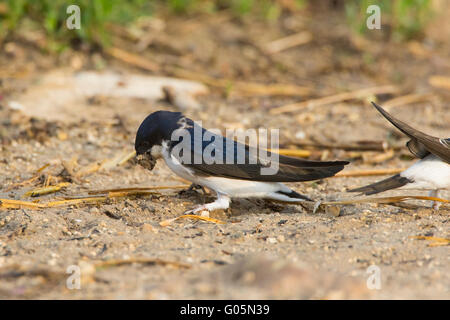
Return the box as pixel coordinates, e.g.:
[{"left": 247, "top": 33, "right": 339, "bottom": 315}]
[
  {"left": 135, "top": 110, "right": 349, "bottom": 214},
  {"left": 349, "top": 102, "right": 449, "bottom": 209}
]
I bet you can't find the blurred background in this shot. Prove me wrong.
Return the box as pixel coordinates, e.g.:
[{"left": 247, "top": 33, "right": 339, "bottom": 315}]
[
  {"left": 1, "top": 0, "right": 449, "bottom": 125},
  {"left": 1, "top": 0, "right": 449, "bottom": 139}
]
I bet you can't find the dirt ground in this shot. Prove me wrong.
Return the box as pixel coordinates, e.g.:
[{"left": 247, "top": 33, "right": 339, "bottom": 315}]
[{"left": 0, "top": 3, "right": 449, "bottom": 299}]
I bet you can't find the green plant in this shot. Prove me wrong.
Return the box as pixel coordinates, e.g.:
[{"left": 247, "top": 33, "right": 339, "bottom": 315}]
[
  {"left": 0, "top": 0, "right": 433, "bottom": 51},
  {"left": 0, "top": 0, "right": 153, "bottom": 49},
  {"left": 393, "top": 0, "right": 431, "bottom": 40},
  {"left": 345, "top": 0, "right": 432, "bottom": 40}
]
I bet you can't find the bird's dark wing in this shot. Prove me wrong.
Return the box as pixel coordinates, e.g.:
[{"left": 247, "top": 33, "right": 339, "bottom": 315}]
[
  {"left": 169, "top": 122, "right": 348, "bottom": 182},
  {"left": 348, "top": 174, "right": 412, "bottom": 195},
  {"left": 371, "top": 102, "right": 450, "bottom": 163}
]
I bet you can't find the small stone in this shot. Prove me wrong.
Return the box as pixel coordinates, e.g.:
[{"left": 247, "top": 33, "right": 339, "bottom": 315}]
[
  {"left": 326, "top": 205, "right": 341, "bottom": 217},
  {"left": 141, "top": 223, "right": 158, "bottom": 233},
  {"left": 267, "top": 237, "right": 278, "bottom": 244},
  {"left": 295, "top": 130, "right": 306, "bottom": 139}
]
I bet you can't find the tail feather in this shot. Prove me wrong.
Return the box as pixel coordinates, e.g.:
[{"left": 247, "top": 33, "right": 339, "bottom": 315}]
[
  {"left": 276, "top": 189, "right": 312, "bottom": 201},
  {"left": 348, "top": 174, "right": 412, "bottom": 195}
]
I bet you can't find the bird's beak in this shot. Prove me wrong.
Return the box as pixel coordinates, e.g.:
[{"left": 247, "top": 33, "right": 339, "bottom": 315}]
[{"left": 136, "top": 151, "right": 157, "bottom": 171}]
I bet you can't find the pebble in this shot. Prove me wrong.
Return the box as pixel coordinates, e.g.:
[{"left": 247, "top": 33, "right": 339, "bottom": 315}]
[{"left": 141, "top": 223, "right": 158, "bottom": 233}]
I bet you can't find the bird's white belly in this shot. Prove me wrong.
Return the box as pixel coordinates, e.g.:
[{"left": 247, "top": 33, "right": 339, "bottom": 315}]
[
  {"left": 200, "top": 176, "right": 291, "bottom": 198},
  {"left": 401, "top": 155, "right": 450, "bottom": 190},
  {"left": 162, "top": 147, "right": 291, "bottom": 198}
]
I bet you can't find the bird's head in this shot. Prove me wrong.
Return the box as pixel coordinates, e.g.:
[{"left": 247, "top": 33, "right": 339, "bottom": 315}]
[{"left": 134, "top": 110, "right": 183, "bottom": 170}]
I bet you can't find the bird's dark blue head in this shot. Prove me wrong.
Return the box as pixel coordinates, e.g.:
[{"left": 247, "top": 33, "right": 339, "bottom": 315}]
[{"left": 135, "top": 110, "right": 184, "bottom": 155}]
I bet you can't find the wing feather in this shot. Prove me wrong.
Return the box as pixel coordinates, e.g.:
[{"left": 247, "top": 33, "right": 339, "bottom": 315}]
[
  {"left": 169, "top": 121, "right": 348, "bottom": 182},
  {"left": 348, "top": 174, "right": 412, "bottom": 195},
  {"left": 371, "top": 102, "right": 450, "bottom": 163}
]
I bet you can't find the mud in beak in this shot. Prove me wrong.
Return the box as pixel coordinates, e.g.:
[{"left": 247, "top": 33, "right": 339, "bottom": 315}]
[{"left": 136, "top": 151, "right": 157, "bottom": 171}]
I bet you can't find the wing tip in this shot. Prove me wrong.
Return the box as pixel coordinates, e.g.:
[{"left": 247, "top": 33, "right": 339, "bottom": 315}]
[
  {"left": 347, "top": 174, "right": 411, "bottom": 195},
  {"left": 370, "top": 101, "right": 381, "bottom": 109},
  {"left": 277, "top": 190, "right": 313, "bottom": 202},
  {"left": 347, "top": 186, "right": 376, "bottom": 196},
  {"left": 370, "top": 101, "right": 392, "bottom": 120}
]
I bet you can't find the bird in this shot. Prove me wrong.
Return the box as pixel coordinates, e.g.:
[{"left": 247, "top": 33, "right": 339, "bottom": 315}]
[
  {"left": 349, "top": 102, "right": 450, "bottom": 209},
  {"left": 135, "top": 110, "right": 349, "bottom": 214}
]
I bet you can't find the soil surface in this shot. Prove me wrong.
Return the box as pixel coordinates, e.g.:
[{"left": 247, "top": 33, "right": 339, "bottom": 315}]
[{"left": 0, "top": 4, "right": 449, "bottom": 299}]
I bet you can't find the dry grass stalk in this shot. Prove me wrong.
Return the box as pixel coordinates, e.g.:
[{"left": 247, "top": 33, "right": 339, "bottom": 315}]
[
  {"left": 362, "top": 149, "right": 395, "bottom": 164},
  {"left": 270, "top": 85, "right": 399, "bottom": 114},
  {"left": 264, "top": 31, "right": 313, "bottom": 54},
  {"left": 160, "top": 214, "right": 226, "bottom": 227},
  {"left": 272, "top": 148, "right": 311, "bottom": 158},
  {"left": 74, "top": 151, "right": 135, "bottom": 179},
  {"left": 291, "top": 140, "right": 388, "bottom": 152},
  {"left": 233, "top": 83, "right": 312, "bottom": 96},
  {"left": 88, "top": 185, "right": 190, "bottom": 195},
  {"left": 46, "top": 196, "right": 108, "bottom": 208},
  {"left": 382, "top": 93, "right": 435, "bottom": 108},
  {"left": 99, "top": 151, "right": 140, "bottom": 171},
  {"left": 118, "top": 150, "right": 137, "bottom": 166},
  {"left": 36, "top": 163, "right": 50, "bottom": 173},
  {"left": 75, "top": 161, "right": 105, "bottom": 178},
  {"left": 4, "top": 163, "right": 53, "bottom": 192},
  {"left": 411, "top": 236, "right": 450, "bottom": 247},
  {"left": 105, "top": 47, "right": 160, "bottom": 72},
  {"left": 4, "top": 175, "right": 41, "bottom": 192},
  {"left": 428, "top": 75, "right": 450, "bottom": 90},
  {"left": 94, "top": 258, "right": 191, "bottom": 270},
  {"left": 171, "top": 67, "right": 312, "bottom": 97},
  {"left": 24, "top": 182, "right": 70, "bottom": 197},
  {"left": 0, "top": 199, "right": 45, "bottom": 209},
  {"left": 106, "top": 191, "right": 160, "bottom": 198},
  {"left": 321, "top": 195, "right": 449, "bottom": 206},
  {"left": 334, "top": 168, "right": 405, "bottom": 178}
]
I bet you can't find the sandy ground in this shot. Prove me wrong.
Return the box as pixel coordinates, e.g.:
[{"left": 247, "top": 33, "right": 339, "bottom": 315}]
[{"left": 0, "top": 3, "right": 449, "bottom": 299}]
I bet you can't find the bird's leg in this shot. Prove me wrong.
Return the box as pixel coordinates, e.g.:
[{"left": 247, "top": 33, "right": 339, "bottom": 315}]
[
  {"left": 184, "top": 192, "right": 230, "bottom": 217},
  {"left": 429, "top": 189, "right": 441, "bottom": 210}
]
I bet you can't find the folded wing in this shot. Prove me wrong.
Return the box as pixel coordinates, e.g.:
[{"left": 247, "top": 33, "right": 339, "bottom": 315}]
[
  {"left": 170, "top": 122, "right": 349, "bottom": 182},
  {"left": 371, "top": 102, "right": 450, "bottom": 163}
]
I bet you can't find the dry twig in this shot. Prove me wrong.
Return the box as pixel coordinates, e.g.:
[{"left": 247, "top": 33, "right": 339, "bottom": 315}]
[
  {"left": 160, "top": 214, "right": 226, "bottom": 227},
  {"left": 105, "top": 47, "right": 159, "bottom": 72},
  {"left": 334, "top": 168, "right": 405, "bottom": 178},
  {"left": 410, "top": 236, "right": 449, "bottom": 247},
  {"left": 94, "top": 258, "right": 191, "bottom": 270},
  {"left": 24, "top": 182, "right": 70, "bottom": 197},
  {"left": 264, "top": 31, "right": 312, "bottom": 54},
  {"left": 270, "top": 85, "right": 398, "bottom": 114},
  {"left": 382, "top": 93, "right": 435, "bottom": 108},
  {"left": 428, "top": 75, "right": 450, "bottom": 90}
]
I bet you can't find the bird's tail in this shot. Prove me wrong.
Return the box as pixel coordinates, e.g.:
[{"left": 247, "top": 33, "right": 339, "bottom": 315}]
[
  {"left": 348, "top": 174, "right": 412, "bottom": 195},
  {"left": 276, "top": 189, "right": 312, "bottom": 201}
]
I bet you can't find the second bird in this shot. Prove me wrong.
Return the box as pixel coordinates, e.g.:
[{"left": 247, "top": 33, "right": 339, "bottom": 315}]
[{"left": 349, "top": 102, "right": 450, "bottom": 209}]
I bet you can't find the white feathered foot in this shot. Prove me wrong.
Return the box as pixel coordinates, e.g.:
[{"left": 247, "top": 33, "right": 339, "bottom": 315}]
[
  {"left": 184, "top": 192, "right": 231, "bottom": 217},
  {"left": 429, "top": 189, "right": 442, "bottom": 210}
]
